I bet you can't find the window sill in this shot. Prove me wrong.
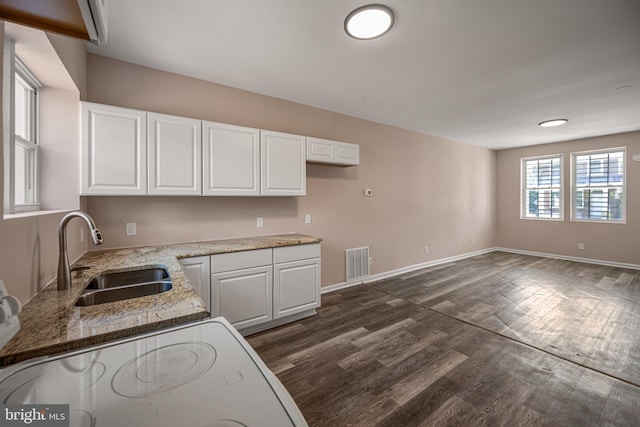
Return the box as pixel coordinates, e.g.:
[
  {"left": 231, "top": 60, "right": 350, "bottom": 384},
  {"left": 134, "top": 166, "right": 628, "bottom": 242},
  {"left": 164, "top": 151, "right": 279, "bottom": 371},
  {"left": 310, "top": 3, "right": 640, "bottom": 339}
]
[
  {"left": 3, "top": 209, "right": 69, "bottom": 220},
  {"left": 570, "top": 218, "right": 627, "bottom": 225},
  {"left": 520, "top": 217, "right": 564, "bottom": 222}
]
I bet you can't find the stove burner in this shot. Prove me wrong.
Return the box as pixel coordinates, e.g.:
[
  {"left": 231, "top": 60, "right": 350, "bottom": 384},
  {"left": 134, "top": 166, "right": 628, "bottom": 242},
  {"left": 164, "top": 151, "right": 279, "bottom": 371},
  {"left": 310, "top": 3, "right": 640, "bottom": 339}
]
[
  {"left": 111, "top": 341, "right": 216, "bottom": 398},
  {"left": 2, "top": 362, "right": 106, "bottom": 404}
]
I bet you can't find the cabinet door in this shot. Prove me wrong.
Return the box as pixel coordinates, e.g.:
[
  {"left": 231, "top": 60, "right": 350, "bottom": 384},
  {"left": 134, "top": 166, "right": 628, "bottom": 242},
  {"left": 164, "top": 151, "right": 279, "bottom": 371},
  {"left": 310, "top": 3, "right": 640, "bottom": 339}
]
[
  {"left": 306, "top": 137, "right": 335, "bottom": 163},
  {"left": 179, "top": 256, "right": 211, "bottom": 313},
  {"left": 202, "top": 122, "right": 260, "bottom": 196},
  {"left": 273, "top": 258, "right": 320, "bottom": 319},
  {"left": 260, "top": 130, "right": 306, "bottom": 196},
  {"left": 335, "top": 142, "right": 360, "bottom": 165},
  {"left": 306, "top": 137, "right": 359, "bottom": 166},
  {"left": 148, "top": 113, "right": 202, "bottom": 195},
  {"left": 82, "top": 102, "right": 147, "bottom": 195},
  {"left": 212, "top": 265, "right": 273, "bottom": 329}
]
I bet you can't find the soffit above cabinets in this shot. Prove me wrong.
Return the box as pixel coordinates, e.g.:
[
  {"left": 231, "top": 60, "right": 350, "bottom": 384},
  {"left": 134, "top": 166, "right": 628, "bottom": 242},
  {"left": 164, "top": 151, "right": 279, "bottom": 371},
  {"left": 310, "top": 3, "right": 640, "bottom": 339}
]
[
  {"left": 0, "top": 0, "right": 106, "bottom": 44},
  {"left": 0, "top": 0, "right": 88, "bottom": 39}
]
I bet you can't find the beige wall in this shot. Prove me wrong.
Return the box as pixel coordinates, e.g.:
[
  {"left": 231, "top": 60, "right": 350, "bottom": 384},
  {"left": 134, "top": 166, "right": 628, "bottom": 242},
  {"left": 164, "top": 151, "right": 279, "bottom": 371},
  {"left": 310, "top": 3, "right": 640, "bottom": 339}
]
[
  {"left": 46, "top": 32, "right": 87, "bottom": 99},
  {"left": 86, "top": 54, "right": 497, "bottom": 287},
  {"left": 39, "top": 87, "right": 81, "bottom": 210},
  {"left": 496, "top": 131, "right": 640, "bottom": 264},
  {"left": 0, "top": 24, "right": 87, "bottom": 303}
]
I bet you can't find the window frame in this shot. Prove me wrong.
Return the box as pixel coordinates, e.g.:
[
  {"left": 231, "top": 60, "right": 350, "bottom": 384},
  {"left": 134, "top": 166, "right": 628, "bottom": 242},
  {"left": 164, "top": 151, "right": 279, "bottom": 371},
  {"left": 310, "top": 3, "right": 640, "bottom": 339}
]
[
  {"left": 570, "top": 147, "right": 626, "bottom": 224},
  {"left": 520, "top": 154, "right": 564, "bottom": 221},
  {"left": 3, "top": 38, "right": 41, "bottom": 214}
]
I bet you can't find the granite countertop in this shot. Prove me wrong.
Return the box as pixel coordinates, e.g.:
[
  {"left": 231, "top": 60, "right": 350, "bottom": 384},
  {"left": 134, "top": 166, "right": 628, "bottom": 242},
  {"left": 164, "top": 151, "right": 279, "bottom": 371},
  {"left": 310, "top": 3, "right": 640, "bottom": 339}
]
[{"left": 0, "top": 233, "right": 321, "bottom": 366}]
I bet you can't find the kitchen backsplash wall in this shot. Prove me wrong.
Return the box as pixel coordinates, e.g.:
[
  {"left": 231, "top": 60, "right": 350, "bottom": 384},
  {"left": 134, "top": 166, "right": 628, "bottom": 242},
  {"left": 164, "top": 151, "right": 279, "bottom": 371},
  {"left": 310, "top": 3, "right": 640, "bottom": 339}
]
[{"left": 85, "top": 54, "right": 497, "bottom": 287}]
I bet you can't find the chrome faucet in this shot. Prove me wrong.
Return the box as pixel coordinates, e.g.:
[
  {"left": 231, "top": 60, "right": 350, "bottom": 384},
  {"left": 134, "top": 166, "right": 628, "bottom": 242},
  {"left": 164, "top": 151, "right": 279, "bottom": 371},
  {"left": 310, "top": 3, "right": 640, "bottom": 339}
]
[{"left": 57, "top": 211, "right": 103, "bottom": 290}]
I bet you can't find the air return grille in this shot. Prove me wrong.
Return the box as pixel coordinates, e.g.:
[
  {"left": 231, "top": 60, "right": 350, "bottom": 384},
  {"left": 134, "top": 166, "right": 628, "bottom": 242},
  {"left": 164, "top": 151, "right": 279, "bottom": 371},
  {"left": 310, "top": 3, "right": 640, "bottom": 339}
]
[{"left": 346, "top": 246, "right": 370, "bottom": 281}]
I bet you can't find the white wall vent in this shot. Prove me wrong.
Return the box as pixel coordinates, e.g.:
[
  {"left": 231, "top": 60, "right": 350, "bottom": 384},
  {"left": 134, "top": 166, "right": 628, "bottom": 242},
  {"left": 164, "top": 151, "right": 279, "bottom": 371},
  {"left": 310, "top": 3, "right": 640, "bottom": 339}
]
[{"left": 346, "top": 246, "right": 370, "bottom": 281}]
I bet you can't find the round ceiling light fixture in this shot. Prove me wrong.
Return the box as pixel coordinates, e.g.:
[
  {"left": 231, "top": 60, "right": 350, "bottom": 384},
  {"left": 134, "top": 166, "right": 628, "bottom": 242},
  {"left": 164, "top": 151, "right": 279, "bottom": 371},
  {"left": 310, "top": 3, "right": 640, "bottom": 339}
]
[
  {"left": 538, "top": 119, "right": 568, "bottom": 128},
  {"left": 345, "top": 4, "right": 395, "bottom": 40}
]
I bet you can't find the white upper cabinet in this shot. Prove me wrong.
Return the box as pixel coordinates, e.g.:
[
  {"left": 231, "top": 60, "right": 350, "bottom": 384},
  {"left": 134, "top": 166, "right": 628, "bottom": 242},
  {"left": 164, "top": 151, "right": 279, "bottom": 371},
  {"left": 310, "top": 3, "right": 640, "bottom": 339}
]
[
  {"left": 335, "top": 141, "right": 360, "bottom": 165},
  {"left": 307, "top": 137, "right": 359, "bottom": 166},
  {"left": 148, "top": 113, "right": 202, "bottom": 195},
  {"left": 261, "top": 130, "right": 306, "bottom": 196},
  {"left": 202, "top": 122, "right": 260, "bottom": 196},
  {"left": 82, "top": 102, "right": 312, "bottom": 197},
  {"left": 82, "top": 102, "right": 147, "bottom": 195}
]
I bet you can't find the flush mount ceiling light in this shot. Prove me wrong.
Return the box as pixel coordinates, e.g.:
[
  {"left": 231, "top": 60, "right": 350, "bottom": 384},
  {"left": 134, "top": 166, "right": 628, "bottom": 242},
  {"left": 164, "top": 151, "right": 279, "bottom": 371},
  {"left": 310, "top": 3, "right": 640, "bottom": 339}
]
[
  {"left": 538, "top": 119, "right": 568, "bottom": 128},
  {"left": 345, "top": 4, "right": 395, "bottom": 40}
]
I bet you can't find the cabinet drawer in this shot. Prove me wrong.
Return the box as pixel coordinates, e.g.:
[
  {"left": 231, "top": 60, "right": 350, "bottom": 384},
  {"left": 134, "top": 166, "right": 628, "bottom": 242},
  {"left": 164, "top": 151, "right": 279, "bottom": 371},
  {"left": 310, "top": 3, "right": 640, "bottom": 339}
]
[
  {"left": 273, "top": 243, "right": 321, "bottom": 264},
  {"left": 211, "top": 248, "right": 273, "bottom": 273}
]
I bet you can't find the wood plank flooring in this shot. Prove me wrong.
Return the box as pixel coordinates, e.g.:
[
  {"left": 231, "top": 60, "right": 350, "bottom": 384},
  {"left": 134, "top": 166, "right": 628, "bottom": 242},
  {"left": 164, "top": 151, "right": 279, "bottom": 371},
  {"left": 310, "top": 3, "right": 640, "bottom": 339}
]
[{"left": 247, "top": 252, "right": 640, "bottom": 426}]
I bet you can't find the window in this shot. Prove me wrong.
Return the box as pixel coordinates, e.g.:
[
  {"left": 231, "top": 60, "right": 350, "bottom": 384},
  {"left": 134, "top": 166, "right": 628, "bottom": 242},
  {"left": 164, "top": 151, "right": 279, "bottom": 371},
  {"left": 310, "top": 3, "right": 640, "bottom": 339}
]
[
  {"left": 3, "top": 39, "right": 41, "bottom": 213},
  {"left": 521, "top": 155, "right": 563, "bottom": 220},
  {"left": 572, "top": 148, "right": 625, "bottom": 222}
]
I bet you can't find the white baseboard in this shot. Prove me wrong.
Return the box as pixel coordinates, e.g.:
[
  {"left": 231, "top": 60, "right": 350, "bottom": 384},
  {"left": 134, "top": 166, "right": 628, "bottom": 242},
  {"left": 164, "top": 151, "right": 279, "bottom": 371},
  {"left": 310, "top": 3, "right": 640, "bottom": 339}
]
[
  {"left": 320, "top": 246, "right": 640, "bottom": 295},
  {"left": 320, "top": 247, "right": 495, "bottom": 294},
  {"left": 494, "top": 247, "right": 640, "bottom": 270}
]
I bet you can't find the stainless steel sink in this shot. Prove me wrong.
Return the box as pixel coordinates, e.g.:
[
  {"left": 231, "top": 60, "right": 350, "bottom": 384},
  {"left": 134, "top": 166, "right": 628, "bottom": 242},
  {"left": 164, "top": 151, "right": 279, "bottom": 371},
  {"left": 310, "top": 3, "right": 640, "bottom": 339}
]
[
  {"left": 75, "top": 266, "right": 172, "bottom": 306},
  {"left": 85, "top": 267, "right": 170, "bottom": 289},
  {"left": 75, "top": 282, "right": 173, "bottom": 306}
]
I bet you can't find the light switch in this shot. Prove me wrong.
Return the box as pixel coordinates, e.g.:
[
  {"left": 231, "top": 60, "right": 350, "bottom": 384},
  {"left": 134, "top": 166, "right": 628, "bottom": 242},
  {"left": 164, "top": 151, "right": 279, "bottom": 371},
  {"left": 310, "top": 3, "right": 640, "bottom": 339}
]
[{"left": 305, "top": 214, "right": 312, "bottom": 224}]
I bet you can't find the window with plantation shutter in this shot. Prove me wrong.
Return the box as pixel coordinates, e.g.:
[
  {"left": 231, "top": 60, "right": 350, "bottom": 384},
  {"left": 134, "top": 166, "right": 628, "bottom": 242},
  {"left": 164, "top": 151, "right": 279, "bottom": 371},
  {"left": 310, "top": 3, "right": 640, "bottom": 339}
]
[
  {"left": 572, "top": 148, "right": 625, "bottom": 222},
  {"left": 521, "top": 155, "right": 563, "bottom": 220}
]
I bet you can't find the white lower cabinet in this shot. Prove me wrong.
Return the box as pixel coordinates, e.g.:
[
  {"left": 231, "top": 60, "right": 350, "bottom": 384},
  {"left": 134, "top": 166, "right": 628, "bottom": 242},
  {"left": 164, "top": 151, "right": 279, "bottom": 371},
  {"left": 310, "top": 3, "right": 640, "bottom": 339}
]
[
  {"left": 179, "top": 256, "right": 211, "bottom": 313},
  {"left": 273, "top": 244, "right": 321, "bottom": 319},
  {"left": 212, "top": 265, "right": 273, "bottom": 329},
  {"left": 211, "top": 248, "right": 274, "bottom": 330},
  {"left": 181, "top": 243, "right": 321, "bottom": 333}
]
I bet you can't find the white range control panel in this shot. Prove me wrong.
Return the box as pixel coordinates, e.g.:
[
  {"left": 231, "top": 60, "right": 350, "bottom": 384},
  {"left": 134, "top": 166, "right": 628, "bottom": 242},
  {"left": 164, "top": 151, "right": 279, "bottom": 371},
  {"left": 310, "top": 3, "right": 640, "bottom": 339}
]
[{"left": 0, "top": 279, "right": 21, "bottom": 350}]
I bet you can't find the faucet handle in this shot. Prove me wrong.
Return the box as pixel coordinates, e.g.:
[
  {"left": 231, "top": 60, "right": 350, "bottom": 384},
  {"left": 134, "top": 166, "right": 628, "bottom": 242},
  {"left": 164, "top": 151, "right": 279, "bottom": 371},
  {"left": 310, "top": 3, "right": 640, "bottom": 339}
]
[{"left": 71, "top": 264, "right": 92, "bottom": 277}]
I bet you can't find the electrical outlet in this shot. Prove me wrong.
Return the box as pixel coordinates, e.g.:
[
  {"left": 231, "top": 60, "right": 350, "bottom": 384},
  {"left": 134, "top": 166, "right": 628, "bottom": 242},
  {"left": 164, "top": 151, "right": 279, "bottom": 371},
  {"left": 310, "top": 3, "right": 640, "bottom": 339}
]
[
  {"left": 364, "top": 188, "right": 373, "bottom": 197},
  {"left": 80, "top": 227, "right": 85, "bottom": 243},
  {"left": 471, "top": 238, "right": 475, "bottom": 245},
  {"left": 368, "top": 257, "right": 373, "bottom": 265},
  {"left": 578, "top": 243, "right": 584, "bottom": 250},
  {"left": 305, "top": 214, "right": 312, "bottom": 224},
  {"left": 257, "top": 217, "right": 264, "bottom": 228},
  {"left": 126, "top": 223, "right": 137, "bottom": 236},
  {"left": 424, "top": 246, "right": 429, "bottom": 254}
]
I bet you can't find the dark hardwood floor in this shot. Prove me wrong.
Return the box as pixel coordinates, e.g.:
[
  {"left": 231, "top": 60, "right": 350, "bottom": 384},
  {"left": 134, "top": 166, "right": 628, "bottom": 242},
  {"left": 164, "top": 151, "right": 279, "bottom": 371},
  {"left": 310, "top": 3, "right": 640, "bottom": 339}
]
[{"left": 247, "top": 252, "right": 640, "bottom": 426}]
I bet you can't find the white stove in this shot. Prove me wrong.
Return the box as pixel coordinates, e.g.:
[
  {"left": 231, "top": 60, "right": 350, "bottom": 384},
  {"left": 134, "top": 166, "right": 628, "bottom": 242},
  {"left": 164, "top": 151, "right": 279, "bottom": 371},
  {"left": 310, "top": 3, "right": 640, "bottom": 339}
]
[{"left": 0, "top": 317, "right": 307, "bottom": 427}]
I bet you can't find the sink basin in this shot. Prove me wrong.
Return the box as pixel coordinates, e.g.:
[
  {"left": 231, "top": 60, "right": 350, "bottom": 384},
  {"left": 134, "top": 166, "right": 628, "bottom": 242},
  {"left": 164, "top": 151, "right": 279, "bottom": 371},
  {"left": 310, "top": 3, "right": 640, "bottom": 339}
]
[
  {"left": 75, "top": 282, "right": 172, "bottom": 306},
  {"left": 74, "top": 266, "right": 173, "bottom": 306},
  {"left": 85, "top": 267, "right": 170, "bottom": 290}
]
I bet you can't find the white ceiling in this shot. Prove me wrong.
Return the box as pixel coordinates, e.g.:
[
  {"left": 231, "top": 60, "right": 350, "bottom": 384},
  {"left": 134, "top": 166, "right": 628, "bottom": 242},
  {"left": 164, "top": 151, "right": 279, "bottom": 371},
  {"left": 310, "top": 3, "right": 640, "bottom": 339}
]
[{"left": 87, "top": 0, "right": 640, "bottom": 150}]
